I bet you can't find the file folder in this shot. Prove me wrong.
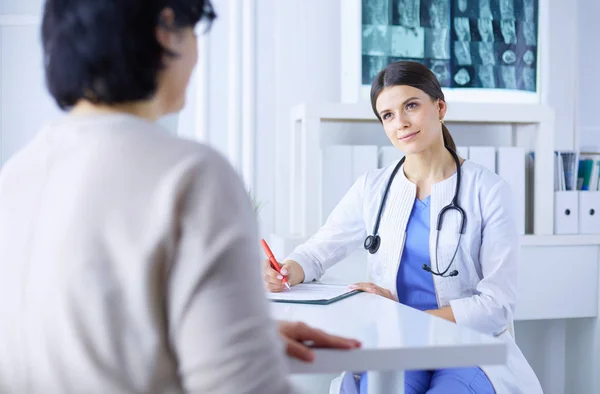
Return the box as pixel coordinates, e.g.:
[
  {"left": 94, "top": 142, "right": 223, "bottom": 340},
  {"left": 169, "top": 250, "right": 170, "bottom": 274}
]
[
  {"left": 469, "top": 147, "right": 496, "bottom": 173},
  {"left": 456, "top": 146, "right": 469, "bottom": 160},
  {"left": 497, "top": 147, "right": 525, "bottom": 235},
  {"left": 352, "top": 146, "right": 378, "bottom": 179},
  {"left": 379, "top": 146, "right": 404, "bottom": 168},
  {"left": 554, "top": 191, "right": 579, "bottom": 234},
  {"left": 322, "top": 146, "right": 353, "bottom": 221},
  {"left": 579, "top": 191, "right": 600, "bottom": 234}
]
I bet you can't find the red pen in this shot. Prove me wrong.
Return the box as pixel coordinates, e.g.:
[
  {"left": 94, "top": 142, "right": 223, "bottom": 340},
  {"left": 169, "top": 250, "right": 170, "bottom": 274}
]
[{"left": 260, "top": 239, "right": 291, "bottom": 291}]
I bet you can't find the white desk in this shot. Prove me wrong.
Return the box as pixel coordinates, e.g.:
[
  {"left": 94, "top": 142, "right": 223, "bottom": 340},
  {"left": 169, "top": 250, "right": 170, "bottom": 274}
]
[{"left": 271, "top": 292, "right": 507, "bottom": 394}]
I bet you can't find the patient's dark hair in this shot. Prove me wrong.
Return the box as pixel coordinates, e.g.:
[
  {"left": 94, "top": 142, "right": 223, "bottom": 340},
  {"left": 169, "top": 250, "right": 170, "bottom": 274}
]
[
  {"left": 42, "top": 0, "right": 216, "bottom": 110},
  {"left": 370, "top": 61, "right": 456, "bottom": 152}
]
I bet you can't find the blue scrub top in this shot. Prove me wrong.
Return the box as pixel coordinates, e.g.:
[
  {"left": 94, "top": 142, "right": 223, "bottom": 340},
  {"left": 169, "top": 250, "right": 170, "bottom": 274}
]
[
  {"left": 357, "top": 197, "right": 495, "bottom": 394},
  {"left": 396, "top": 196, "right": 438, "bottom": 311},
  {"left": 356, "top": 197, "right": 495, "bottom": 394}
]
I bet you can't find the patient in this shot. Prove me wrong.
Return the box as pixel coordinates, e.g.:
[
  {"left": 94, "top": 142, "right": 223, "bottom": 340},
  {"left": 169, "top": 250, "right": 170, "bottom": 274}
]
[{"left": 0, "top": 1, "right": 359, "bottom": 393}]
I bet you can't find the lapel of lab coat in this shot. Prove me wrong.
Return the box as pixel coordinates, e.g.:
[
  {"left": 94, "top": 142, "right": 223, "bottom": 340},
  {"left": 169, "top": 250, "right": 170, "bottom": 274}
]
[
  {"left": 375, "top": 164, "right": 416, "bottom": 296},
  {"left": 429, "top": 171, "right": 461, "bottom": 307}
]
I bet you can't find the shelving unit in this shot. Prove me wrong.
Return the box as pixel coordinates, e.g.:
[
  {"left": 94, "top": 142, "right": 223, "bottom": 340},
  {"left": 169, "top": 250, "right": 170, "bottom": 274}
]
[
  {"left": 286, "top": 101, "right": 555, "bottom": 237},
  {"left": 272, "top": 101, "right": 600, "bottom": 394},
  {"left": 0, "top": 11, "right": 57, "bottom": 166}
]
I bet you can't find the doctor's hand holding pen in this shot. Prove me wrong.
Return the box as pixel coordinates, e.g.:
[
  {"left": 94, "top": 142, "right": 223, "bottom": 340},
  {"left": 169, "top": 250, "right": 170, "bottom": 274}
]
[
  {"left": 260, "top": 239, "right": 305, "bottom": 292},
  {"left": 261, "top": 257, "right": 305, "bottom": 292}
]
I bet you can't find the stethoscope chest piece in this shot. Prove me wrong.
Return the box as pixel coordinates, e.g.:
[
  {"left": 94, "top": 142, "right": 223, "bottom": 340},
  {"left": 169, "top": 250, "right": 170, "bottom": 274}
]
[{"left": 364, "top": 234, "right": 381, "bottom": 254}]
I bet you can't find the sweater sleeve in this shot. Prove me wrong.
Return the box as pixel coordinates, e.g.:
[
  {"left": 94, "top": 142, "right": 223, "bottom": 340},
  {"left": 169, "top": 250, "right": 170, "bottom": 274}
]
[{"left": 166, "top": 151, "right": 291, "bottom": 394}]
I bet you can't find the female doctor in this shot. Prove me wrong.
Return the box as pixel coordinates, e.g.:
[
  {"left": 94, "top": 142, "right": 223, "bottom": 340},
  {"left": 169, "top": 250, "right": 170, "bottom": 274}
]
[{"left": 263, "top": 61, "right": 542, "bottom": 394}]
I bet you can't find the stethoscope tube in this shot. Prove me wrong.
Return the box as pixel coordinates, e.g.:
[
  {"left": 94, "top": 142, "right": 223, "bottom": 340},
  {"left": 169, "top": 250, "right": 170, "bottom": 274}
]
[{"left": 364, "top": 146, "right": 466, "bottom": 278}]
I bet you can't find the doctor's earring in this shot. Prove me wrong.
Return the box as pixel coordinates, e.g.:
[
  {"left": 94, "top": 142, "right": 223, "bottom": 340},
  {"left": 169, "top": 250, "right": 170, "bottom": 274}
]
[{"left": 440, "top": 119, "right": 444, "bottom": 124}]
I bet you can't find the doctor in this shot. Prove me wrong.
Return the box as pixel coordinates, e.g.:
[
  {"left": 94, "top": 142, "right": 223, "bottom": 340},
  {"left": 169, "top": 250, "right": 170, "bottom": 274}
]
[{"left": 263, "top": 61, "right": 542, "bottom": 393}]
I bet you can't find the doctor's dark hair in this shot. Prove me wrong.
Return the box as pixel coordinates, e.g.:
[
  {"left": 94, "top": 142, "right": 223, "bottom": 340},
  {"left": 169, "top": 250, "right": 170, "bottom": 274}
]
[
  {"left": 370, "top": 61, "right": 456, "bottom": 152},
  {"left": 42, "top": 0, "right": 216, "bottom": 111}
]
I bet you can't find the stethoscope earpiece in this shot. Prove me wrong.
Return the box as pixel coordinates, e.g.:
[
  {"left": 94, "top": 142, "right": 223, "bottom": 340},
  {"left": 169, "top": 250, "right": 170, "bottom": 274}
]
[{"left": 364, "top": 234, "right": 381, "bottom": 254}]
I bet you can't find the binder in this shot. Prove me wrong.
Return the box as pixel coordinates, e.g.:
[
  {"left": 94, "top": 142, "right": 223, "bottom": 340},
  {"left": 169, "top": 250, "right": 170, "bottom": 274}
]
[
  {"left": 322, "top": 146, "right": 353, "bottom": 221},
  {"left": 592, "top": 161, "right": 600, "bottom": 191},
  {"left": 323, "top": 146, "right": 378, "bottom": 222},
  {"left": 561, "top": 151, "right": 578, "bottom": 191},
  {"left": 577, "top": 158, "right": 594, "bottom": 190},
  {"left": 497, "top": 147, "right": 525, "bottom": 235},
  {"left": 352, "top": 146, "right": 378, "bottom": 177},
  {"left": 379, "top": 146, "right": 404, "bottom": 168},
  {"left": 525, "top": 152, "right": 535, "bottom": 234},
  {"left": 468, "top": 146, "right": 496, "bottom": 173},
  {"left": 579, "top": 191, "right": 600, "bottom": 234},
  {"left": 456, "top": 146, "right": 469, "bottom": 160},
  {"left": 556, "top": 153, "right": 566, "bottom": 191},
  {"left": 554, "top": 191, "right": 579, "bottom": 234}
]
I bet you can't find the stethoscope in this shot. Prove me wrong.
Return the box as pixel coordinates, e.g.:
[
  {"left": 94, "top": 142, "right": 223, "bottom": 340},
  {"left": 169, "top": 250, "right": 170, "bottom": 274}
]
[{"left": 363, "top": 146, "right": 466, "bottom": 278}]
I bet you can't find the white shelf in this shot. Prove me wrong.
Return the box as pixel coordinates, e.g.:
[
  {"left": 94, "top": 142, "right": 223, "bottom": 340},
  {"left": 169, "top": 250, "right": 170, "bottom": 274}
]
[
  {"left": 521, "top": 235, "right": 600, "bottom": 246},
  {"left": 0, "top": 15, "right": 40, "bottom": 26},
  {"left": 291, "top": 102, "right": 554, "bottom": 124},
  {"left": 289, "top": 101, "right": 555, "bottom": 237}
]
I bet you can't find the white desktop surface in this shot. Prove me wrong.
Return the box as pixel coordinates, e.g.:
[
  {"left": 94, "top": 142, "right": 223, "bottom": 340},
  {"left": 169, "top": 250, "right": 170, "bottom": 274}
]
[{"left": 270, "top": 291, "right": 507, "bottom": 375}]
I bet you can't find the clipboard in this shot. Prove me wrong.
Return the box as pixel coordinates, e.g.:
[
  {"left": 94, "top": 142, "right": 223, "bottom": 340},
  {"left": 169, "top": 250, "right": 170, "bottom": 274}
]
[{"left": 266, "top": 283, "right": 361, "bottom": 305}]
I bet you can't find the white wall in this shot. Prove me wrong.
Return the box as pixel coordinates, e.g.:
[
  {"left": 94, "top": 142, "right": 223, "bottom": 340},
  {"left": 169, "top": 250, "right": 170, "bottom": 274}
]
[
  {"left": 577, "top": 0, "right": 600, "bottom": 150},
  {"left": 270, "top": 0, "right": 342, "bottom": 236},
  {"left": 545, "top": 0, "right": 579, "bottom": 151},
  {"left": 0, "top": 19, "right": 61, "bottom": 165},
  {"left": 0, "top": 10, "right": 177, "bottom": 167},
  {"left": 0, "top": 0, "right": 43, "bottom": 14}
]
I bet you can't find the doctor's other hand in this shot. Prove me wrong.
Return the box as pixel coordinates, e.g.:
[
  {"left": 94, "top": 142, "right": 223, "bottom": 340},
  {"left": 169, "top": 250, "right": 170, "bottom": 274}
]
[
  {"left": 278, "top": 321, "right": 362, "bottom": 362},
  {"left": 262, "top": 259, "right": 305, "bottom": 292},
  {"left": 349, "top": 282, "right": 394, "bottom": 301}
]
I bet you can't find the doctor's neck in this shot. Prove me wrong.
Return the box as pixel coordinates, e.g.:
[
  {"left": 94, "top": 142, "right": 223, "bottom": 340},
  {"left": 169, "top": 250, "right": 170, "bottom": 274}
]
[{"left": 403, "top": 141, "right": 458, "bottom": 184}]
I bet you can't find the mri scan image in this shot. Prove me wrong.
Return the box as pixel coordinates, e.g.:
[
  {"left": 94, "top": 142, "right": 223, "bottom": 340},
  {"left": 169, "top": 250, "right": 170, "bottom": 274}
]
[
  {"left": 360, "top": 0, "right": 538, "bottom": 91},
  {"left": 393, "top": 0, "right": 421, "bottom": 28},
  {"left": 478, "top": 0, "right": 493, "bottom": 19},
  {"left": 454, "top": 41, "right": 473, "bottom": 65},
  {"left": 426, "top": 28, "right": 450, "bottom": 59},
  {"left": 454, "top": 68, "right": 471, "bottom": 85},
  {"left": 501, "top": 20, "right": 517, "bottom": 44},
  {"left": 362, "top": 0, "right": 389, "bottom": 25},
  {"left": 477, "top": 19, "right": 494, "bottom": 42}
]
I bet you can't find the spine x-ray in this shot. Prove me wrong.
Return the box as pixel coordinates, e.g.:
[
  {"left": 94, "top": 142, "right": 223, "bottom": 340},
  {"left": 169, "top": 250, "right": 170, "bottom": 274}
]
[{"left": 361, "top": 0, "right": 539, "bottom": 91}]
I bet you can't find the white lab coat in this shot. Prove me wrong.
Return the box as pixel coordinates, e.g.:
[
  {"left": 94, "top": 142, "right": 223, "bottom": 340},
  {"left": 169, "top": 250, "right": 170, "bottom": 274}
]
[{"left": 287, "top": 160, "right": 543, "bottom": 394}]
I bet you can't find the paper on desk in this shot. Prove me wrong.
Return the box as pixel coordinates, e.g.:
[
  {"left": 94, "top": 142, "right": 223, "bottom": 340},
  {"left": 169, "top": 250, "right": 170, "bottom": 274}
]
[{"left": 266, "top": 283, "right": 355, "bottom": 302}]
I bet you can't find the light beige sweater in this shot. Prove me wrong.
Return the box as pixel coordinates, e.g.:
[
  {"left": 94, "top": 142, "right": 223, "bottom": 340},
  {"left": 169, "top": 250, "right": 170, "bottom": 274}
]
[{"left": 0, "top": 113, "right": 291, "bottom": 393}]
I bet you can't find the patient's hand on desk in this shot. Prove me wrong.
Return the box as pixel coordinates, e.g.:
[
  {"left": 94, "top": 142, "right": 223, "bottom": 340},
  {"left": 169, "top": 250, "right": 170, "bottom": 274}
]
[
  {"left": 349, "top": 282, "right": 394, "bottom": 301},
  {"left": 262, "top": 259, "right": 305, "bottom": 292},
  {"left": 278, "top": 321, "right": 361, "bottom": 362}
]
